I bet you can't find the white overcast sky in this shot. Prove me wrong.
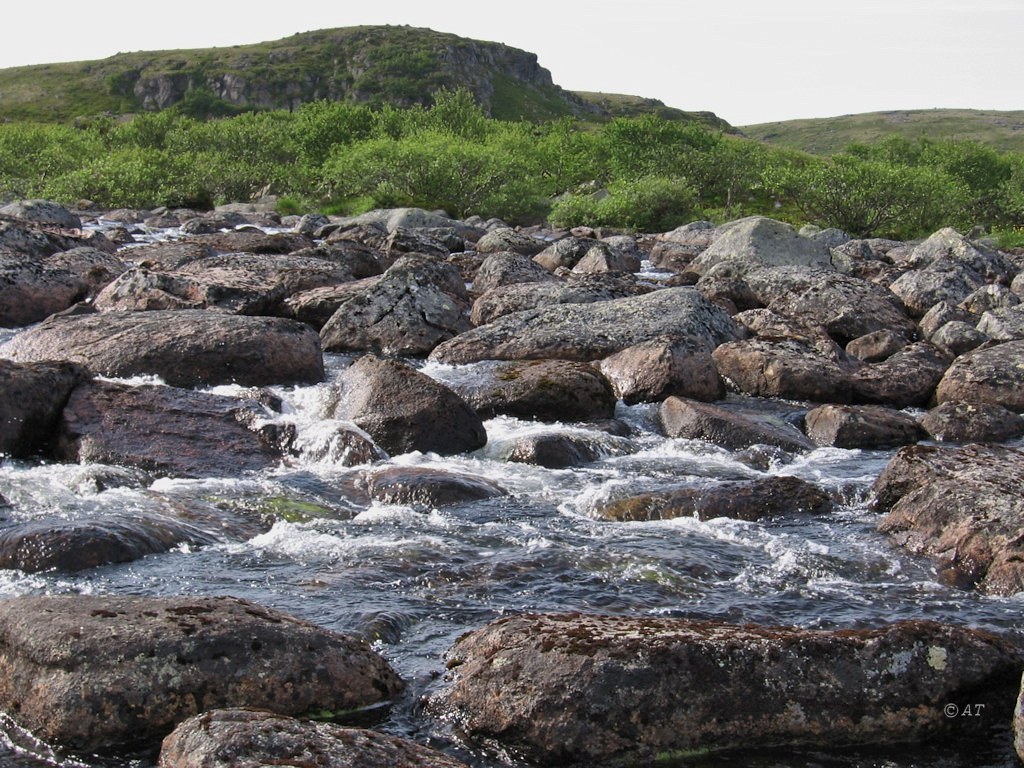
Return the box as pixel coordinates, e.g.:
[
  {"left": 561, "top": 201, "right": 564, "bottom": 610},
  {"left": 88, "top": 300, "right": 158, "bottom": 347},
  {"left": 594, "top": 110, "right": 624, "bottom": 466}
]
[{"left": 1, "top": 0, "right": 1021, "bottom": 126}]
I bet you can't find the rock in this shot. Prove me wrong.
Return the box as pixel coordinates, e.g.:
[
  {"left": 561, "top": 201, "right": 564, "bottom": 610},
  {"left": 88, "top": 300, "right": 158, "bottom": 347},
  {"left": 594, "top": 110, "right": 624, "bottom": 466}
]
[
  {"left": 332, "top": 356, "right": 486, "bottom": 456},
  {"left": 283, "top": 278, "right": 379, "bottom": 331},
  {"left": 190, "top": 231, "right": 314, "bottom": 255},
  {"left": 889, "top": 263, "right": 984, "bottom": 318},
  {"left": 381, "top": 227, "right": 455, "bottom": 263},
  {"left": 451, "top": 360, "right": 617, "bottom": 422},
  {"left": 158, "top": 709, "right": 468, "bottom": 768},
  {"left": 533, "top": 237, "right": 607, "bottom": 272},
  {"left": 803, "top": 404, "right": 926, "bottom": 449},
  {"left": 0, "top": 359, "right": 86, "bottom": 458},
  {"left": 292, "top": 423, "right": 388, "bottom": 466},
  {"left": 0, "top": 595, "right": 403, "bottom": 753},
  {"left": 432, "top": 287, "right": 742, "bottom": 364},
  {"left": 929, "top": 320, "right": 989, "bottom": 356},
  {"left": 906, "top": 227, "right": 1015, "bottom": 281},
  {"left": 659, "top": 397, "right": 814, "bottom": 452},
  {"left": 689, "top": 216, "right": 833, "bottom": 275},
  {"left": 650, "top": 221, "right": 719, "bottom": 271},
  {"left": 497, "top": 431, "right": 607, "bottom": 468},
  {"left": 431, "top": 613, "right": 1021, "bottom": 765},
  {"left": 871, "top": 443, "right": 1024, "bottom": 593},
  {"left": 359, "top": 466, "right": 506, "bottom": 508},
  {"left": 845, "top": 329, "right": 909, "bottom": 362},
  {"left": 470, "top": 273, "right": 652, "bottom": 326},
  {"left": 0, "top": 199, "right": 81, "bottom": 230},
  {"left": 296, "top": 213, "right": 331, "bottom": 235},
  {"left": 319, "top": 255, "right": 471, "bottom": 356},
  {"left": 344, "top": 207, "right": 471, "bottom": 236},
  {"left": 919, "top": 401, "right": 1024, "bottom": 443},
  {"left": 976, "top": 305, "right": 1024, "bottom": 341},
  {"left": 935, "top": 340, "right": 1024, "bottom": 411},
  {"left": 475, "top": 227, "right": 545, "bottom": 257},
  {"left": 0, "top": 253, "right": 88, "bottom": 327},
  {"left": 54, "top": 380, "right": 286, "bottom": 478},
  {"left": 471, "top": 251, "right": 557, "bottom": 294},
  {"left": 849, "top": 342, "right": 952, "bottom": 408},
  {"left": 959, "top": 283, "right": 1020, "bottom": 314},
  {"left": 712, "top": 338, "right": 853, "bottom": 403},
  {"left": 179, "top": 211, "right": 249, "bottom": 235},
  {"left": 599, "top": 337, "right": 724, "bottom": 404},
  {"left": 594, "top": 475, "right": 832, "bottom": 522},
  {"left": 919, "top": 300, "right": 977, "bottom": 340},
  {"left": 44, "top": 247, "right": 128, "bottom": 297},
  {"left": 1017, "top": 675, "right": 1024, "bottom": 765},
  {"left": 1, "top": 310, "right": 324, "bottom": 388},
  {"left": 571, "top": 241, "right": 641, "bottom": 274}
]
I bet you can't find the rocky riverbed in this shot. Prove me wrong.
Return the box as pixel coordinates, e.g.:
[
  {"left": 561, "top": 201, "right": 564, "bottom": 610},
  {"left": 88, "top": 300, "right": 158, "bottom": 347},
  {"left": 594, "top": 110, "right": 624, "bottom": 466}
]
[{"left": 1, "top": 199, "right": 1024, "bottom": 767}]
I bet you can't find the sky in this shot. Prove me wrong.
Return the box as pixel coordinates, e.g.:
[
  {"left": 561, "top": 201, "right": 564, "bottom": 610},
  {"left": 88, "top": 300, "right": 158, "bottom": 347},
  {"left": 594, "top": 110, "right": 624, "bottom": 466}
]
[{"left": 1, "top": 0, "right": 1021, "bottom": 126}]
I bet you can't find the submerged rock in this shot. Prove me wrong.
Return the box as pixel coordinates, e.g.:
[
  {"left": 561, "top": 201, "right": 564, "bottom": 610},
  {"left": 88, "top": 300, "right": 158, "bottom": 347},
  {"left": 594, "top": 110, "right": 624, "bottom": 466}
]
[
  {"left": 158, "top": 708, "right": 468, "bottom": 768},
  {"left": 0, "top": 595, "right": 404, "bottom": 753},
  {"left": 871, "top": 443, "right": 1024, "bottom": 594},
  {"left": 0, "top": 309, "right": 324, "bottom": 388},
  {"left": 431, "top": 613, "right": 1020, "bottom": 765},
  {"left": 358, "top": 466, "right": 506, "bottom": 508}
]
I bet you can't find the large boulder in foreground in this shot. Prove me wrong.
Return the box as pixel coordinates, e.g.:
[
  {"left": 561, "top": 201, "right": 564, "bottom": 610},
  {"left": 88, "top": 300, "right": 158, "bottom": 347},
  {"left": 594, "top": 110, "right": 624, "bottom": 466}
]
[
  {"left": 159, "top": 709, "right": 467, "bottom": 768},
  {"left": 871, "top": 443, "right": 1024, "bottom": 594},
  {"left": 0, "top": 359, "right": 86, "bottom": 458},
  {"left": 935, "top": 340, "right": 1024, "bottom": 412},
  {"left": 431, "top": 613, "right": 1020, "bottom": 765},
  {"left": 332, "top": 355, "right": 486, "bottom": 456},
  {"left": 0, "top": 595, "right": 404, "bottom": 753},
  {"left": 0, "top": 310, "right": 324, "bottom": 388},
  {"left": 431, "top": 287, "right": 742, "bottom": 364},
  {"left": 54, "top": 380, "right": 286, "bottom": 479}
]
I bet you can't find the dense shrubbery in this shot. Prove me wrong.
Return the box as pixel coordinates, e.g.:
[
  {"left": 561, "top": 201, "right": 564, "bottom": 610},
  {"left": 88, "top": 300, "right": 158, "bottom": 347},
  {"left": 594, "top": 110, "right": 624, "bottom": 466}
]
[{"left": 1, "top": 88, "right": 1023, "bottom": 239}]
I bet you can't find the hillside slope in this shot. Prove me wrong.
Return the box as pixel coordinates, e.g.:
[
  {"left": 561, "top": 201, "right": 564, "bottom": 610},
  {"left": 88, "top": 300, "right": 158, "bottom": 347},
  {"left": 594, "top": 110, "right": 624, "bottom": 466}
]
[
  {"left": 0, "top": 26, "right": 602, "bottom": 122},
  {"left": 741, "top": 109, "right": 1024, "bottom": 154}
]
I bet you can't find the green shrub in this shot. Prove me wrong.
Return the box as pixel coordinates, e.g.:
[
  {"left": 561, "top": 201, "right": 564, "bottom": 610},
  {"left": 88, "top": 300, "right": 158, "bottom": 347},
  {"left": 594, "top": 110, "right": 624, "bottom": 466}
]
[{"left": 550, "top": 176, "right": 698, "bottom": 232}]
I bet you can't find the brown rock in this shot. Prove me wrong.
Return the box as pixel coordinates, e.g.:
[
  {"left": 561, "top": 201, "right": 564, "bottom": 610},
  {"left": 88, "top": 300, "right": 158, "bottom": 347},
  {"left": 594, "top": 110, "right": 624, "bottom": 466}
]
[
  {"left": 919, "top": 401, "right": 1024, "bottom": 443},
  {"left": 359, "top": 466, "right": 506, "bottom": 508},
  {"left": 803, "top": 404, "right": 926, "bottom": 449},
  {"left": 849, "top": 342, "right": 952, "bottom": 408},
  {"left": 712, "top": 338, "right": 853, "bottom": 403},
  {"left": 599, "top": 337, "right": 724, "bottom": 404},
  {"left": 0, "top": 359, "right": 86, "bottom": 458},
  {"left": 659, "top": 397, "right": 813, "bottom": 453},
  {"left": 845, "top": 329, "right": 909, "bottom": 362},
  {"left": 935, "top": 340, "right": 1024, "bottom": 412}
]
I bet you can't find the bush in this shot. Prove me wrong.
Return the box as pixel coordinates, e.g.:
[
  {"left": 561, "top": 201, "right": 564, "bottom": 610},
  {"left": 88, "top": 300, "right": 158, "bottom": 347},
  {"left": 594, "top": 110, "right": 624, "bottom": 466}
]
[{"left": 550, "top": 176, "right": 698, "bottom": 232}]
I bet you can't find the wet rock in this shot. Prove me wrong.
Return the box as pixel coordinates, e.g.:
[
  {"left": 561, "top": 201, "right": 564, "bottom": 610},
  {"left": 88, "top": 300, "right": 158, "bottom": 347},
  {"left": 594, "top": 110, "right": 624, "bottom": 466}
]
[
  {"left": 712, "top": 338, "right": 853, "bottom": 403},
  {"left": 934, "top": 340, "right": 1024, "bottom": 411},
  {"left": 0, "top": 595, "right": 403, "bottom": 753},
  {"left": 689, "top": 216, "right": 833, "bottom": 275},
  {"left": 359, "top": 466, "right": 506, "bottom": 508},
  {"left": 0, "top": 199, "right": 81, "bottom": 230},
  {"left": 319, "top": 255, "right": 471, "bottom": 356},
  {"left": 599, "top": 336, "right": 724, "bottom": 404},
  {"left": 54, "top": 380, "right": 286, "bottom": 478},
  {"left": 470, "top": 273, "right": 652, "bottom": 326},
  {"left": 0, "top": 253, "right": 88, "bottom": 327},
  {"left": 919, "top": 401, "right": 1024, "bottom": 443},
  {"left": 190, "top": 230, "right": 313, "bottom": 255},
  {"left": 45, "top": 247, "right": 128, "bottom": 297},
  {"left": 293, "top": 423, "right": 388, "bottom": 466},
  {"left": 845, "top": 329, "right": 909, "bottom": 362},
  {"left": 497, "top": 431, "right": 608, "bottom": 468},
  {"left": 432, "top": 287, "right": 741, "bottom": 364},
  {"left": 1017, "top": 675, "right": 1024, "bottom": 764},
  {"left": 871, "top": 443, "right": 1024, "bottom": 593},
  {"left": 1, "top": 310, "right": 324, "bottom": 388},
  {"left": 475, "top": 227, "right": 545, "bottom": 257},
  {"left": 179, "top": 211, "right": 249, "bottom": 235},
  {"left": 976, "top": 305, "right": 1024, "bottom": 341},
  {"left": 68, "top": 464, "right": 155, "bottom": 494},
  {"left": 929, "top": 320, "right": 989, "bottom": 356},
  {"left": 803, "top": 404, "right": 926, "bottom": 449},
  {"left": 849, "top": 342, "right": 952, "bottom": 408},
  {"left": 471, "top": 251, "right": 557, "bottom": 294},
  {"left": 0, "top": 360, "right": 86, "bottom": 458},
  {"left": 595, "top": 475, "right": 832, "bottom": 522},
  {"left": 158, "top": 708, "right": 468, "bottom": 768},
  {"left": 659, "top": 397, "right": 814, "bottom": 452},
  {"left": 431, "top": 613, "right": 1021, "bottom": 765},
  {"left": 451, "top": 360, "right": 617, "bottom": 422},
  {"left": 333, "top": 355, "right": 486, "bottom": 456}
]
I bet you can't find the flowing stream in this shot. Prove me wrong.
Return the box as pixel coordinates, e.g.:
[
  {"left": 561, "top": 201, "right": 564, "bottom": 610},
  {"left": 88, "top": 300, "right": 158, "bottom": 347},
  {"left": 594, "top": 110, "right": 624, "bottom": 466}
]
[{"left": 0, "top": 232, "right": 1022, "bottom": 768}]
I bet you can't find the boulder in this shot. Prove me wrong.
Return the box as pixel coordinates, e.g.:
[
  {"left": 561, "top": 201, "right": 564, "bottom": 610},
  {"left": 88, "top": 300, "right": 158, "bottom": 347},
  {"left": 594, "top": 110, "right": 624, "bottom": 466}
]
[
  {"left": 533, "top": 237, "right": 607, "bottom": 272},
  {"left": 0, "top": 359, "right": 86, "bottom": 458},
  {"left": 959, "top": 283, "right": 1020, "bottom": 314},
  {"left": 358, "top": 466, "right": 506, "bottom": 508},
  {"left": 803, "top": 404, "right": 926, "bottom": 449},
  {"left": 471, "top": 251, "right": 557, "bottom": 294},
  {"left": 44, "top": 247, "right": 128, "bottom": 296},
  {"left": 432, "top": 287, "right": 742, "bottom": 364},
  {"left": 929, "top": 320, "right": 989, "bottom": 356},
  {"left": 871, "top": 443, "right": 1024, "bottom": 593},
  {"left": 888, "top": 263, "right": 984, "bottom": 318},
  {"left": 1017, "top": 675, "right": 1024, "bottom": 764},
  {"left": 594, "top": 475, "right": 832, "bottom": 522},
  {"left": 849, "top": 342, "right": 952, "bottom": 408},
  {"left": 907, "top": 227, "right": 1015, "bottom": 281},
  {"left": 190, "top": 230, "right": 314, "bottom": 255},
  {"left": 689, "top": 216, "right": 833, "bottom": 275},
  {"left": 319, "top": 255, "right": 471, "bottom": 356},
  {"left": 0, "top": 595, "right": 403, "bottom": 753},
  {"left": 431, "top": 613, "right": 1021, "bottom": 765},
  {"left": 919, "top": 300, "right": 976, "bottom": 341},
  {"left": 0, "top": 199, "right": 81, "bottom": 230},
  {"left": 571, "top": 242, "right": 641, "bottom": 274},
  {"left": 158, "top": 709, "right": 468, "bottom": 768},
  {"left": 599, "top": 337, "right": 724, "bottom": 404},
  {"left": 475, "top": 227, "right": 546, "bottom": 257},
  {"left": 845, "top": 329, "right": 909, "bottom": 362},
  {"left": 332, "top": 355, "right": 486, "bottom": 456},
  {"left": 282, "top": 277, "right": 380, "bottom": 331},
  {"left": 934, "top": 340, "right": 1024, "bottom": 411},
  {"left": 450, "top": 360, "right": 617, "bottom": 422},
  {"left": 470, "top": 273, "right": 652, "bottom": 326},
  {"left": 380, "top": 226, "right": 456, "bottom": 263},
  {"left": 919, "top": 401, "right": 1024, "bottom": 443},
  {"left": 54, "top": 380, "right": 286, "bottom": 479},
  {"left": 659, "top": 397, "right": 813, "bottom": 453},
  {"left": 712, "top": 338, "right": 853, "bottom": 403},
  {"left": 0, "top": 253, "right": 88, "bottom": 327},
  {"left": 1, "top": 310, "right": 324, "bottom": 388},
  {"left": 650, "top": 221, "right": 719, "bottom": 271},
  {"left": 976, "top": 305, "right": 1024, "bottom": 341},
  {"left": 496, "top": 431, "right": 609, "bottom": 468}
]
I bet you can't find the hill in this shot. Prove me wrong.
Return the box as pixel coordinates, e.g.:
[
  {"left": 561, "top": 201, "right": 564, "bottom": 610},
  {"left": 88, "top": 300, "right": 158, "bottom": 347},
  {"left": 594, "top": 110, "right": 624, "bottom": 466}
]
[
  {"left": 740, "top": 109, "right": 1024, "bottom": 154},
  {"left": 572, "top": 91, "right": 738, "bottom": 132}
]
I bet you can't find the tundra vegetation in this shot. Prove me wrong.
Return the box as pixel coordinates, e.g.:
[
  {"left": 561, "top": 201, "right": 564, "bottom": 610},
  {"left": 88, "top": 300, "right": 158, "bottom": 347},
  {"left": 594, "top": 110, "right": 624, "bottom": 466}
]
[{"left": 2, "top": 88, "right": 1024, "bottom": 244}]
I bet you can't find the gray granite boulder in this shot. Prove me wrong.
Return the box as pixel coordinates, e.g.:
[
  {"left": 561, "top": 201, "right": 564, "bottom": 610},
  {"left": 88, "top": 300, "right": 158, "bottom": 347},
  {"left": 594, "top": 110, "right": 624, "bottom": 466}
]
[
  {"left": 659, "top": 397, "right": 813, "bottom": 453},
  {"left": 803, "top": 404, "right": 925, "bottom": 449},
  {"left": 689, "top": 216, "right": 833, "bottom": 275},
  {"left": 935, "top": 340, "right": 1024, "bottom": 411},
  {"left": 599, "top": 336, "right": 725, "bottom": 404},
  {"left": 470, "top": 273, "right": 652, "bottom": 326}
]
